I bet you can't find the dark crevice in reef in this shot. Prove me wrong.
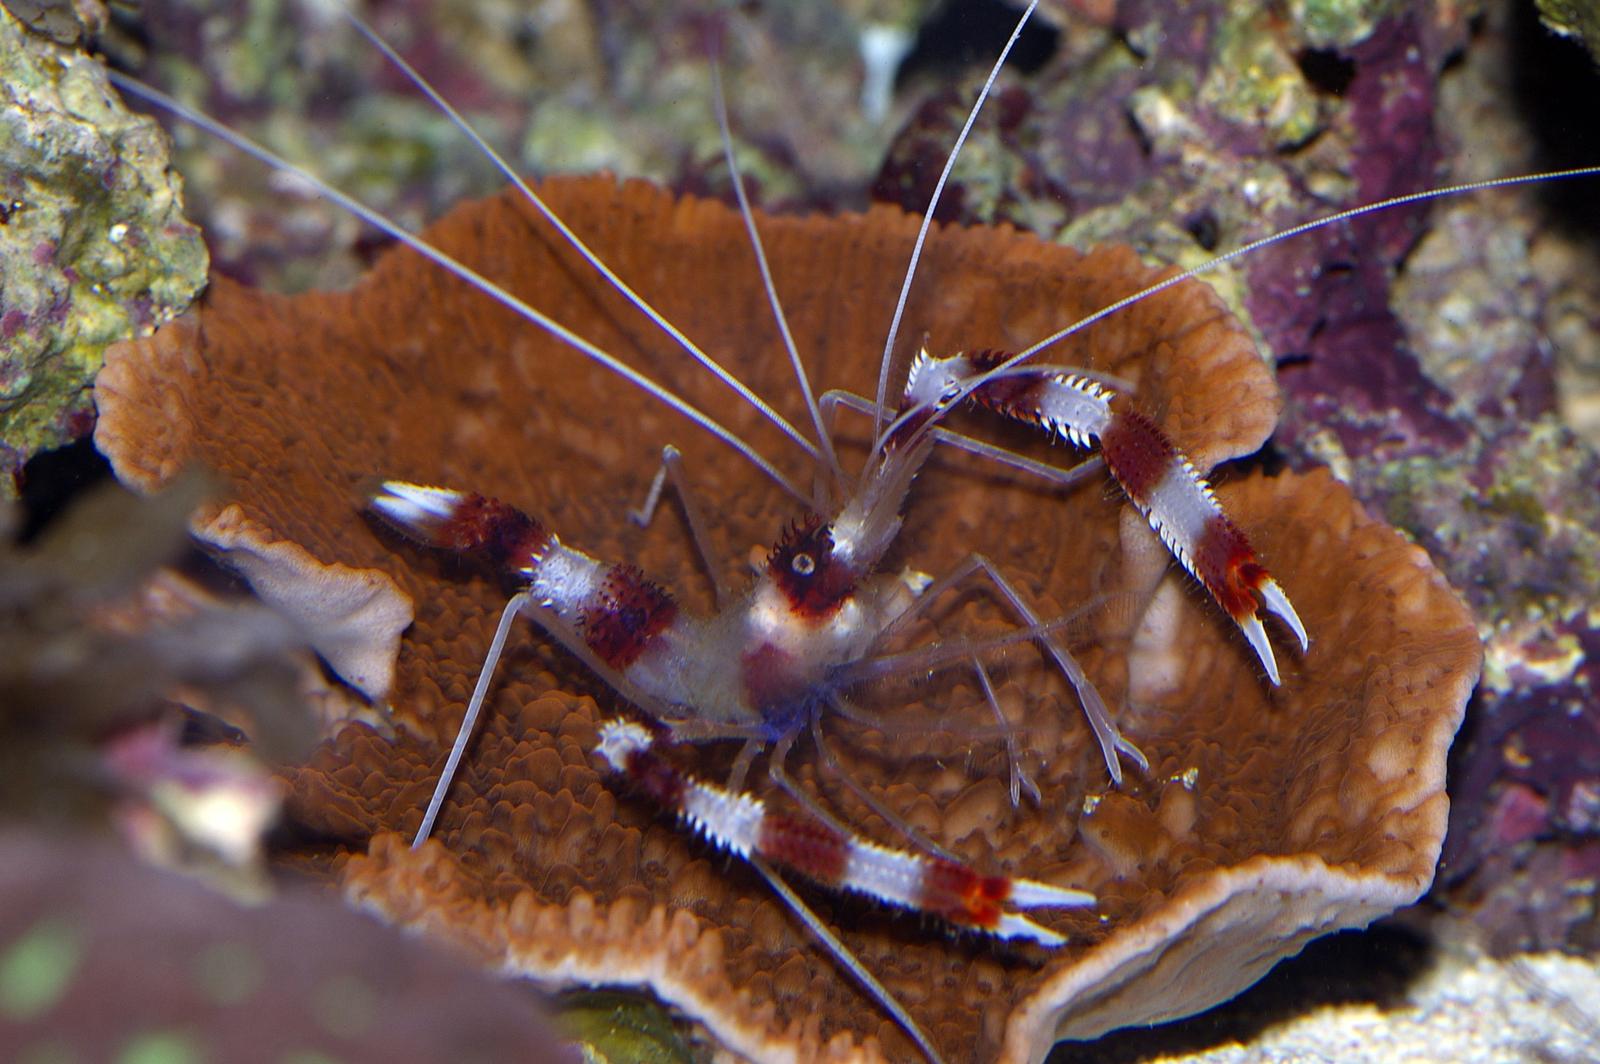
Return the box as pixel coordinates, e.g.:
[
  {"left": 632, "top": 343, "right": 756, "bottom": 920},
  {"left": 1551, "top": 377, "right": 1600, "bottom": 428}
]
[
  {"left": 1296, "top": 47, "right": 1358, "bottom": 97},
  {"left": 1050, "top": 923, "right": 1435, "bottom": 1063},
  {"left": 1508, "top": 0, "right": 1600, "bottom": 240},
  {"left": 15, "top": 437, "right": 112, "bottom": 542},
  {"left": 896, "top": 0, "right": 1061, "bottom": 87}
]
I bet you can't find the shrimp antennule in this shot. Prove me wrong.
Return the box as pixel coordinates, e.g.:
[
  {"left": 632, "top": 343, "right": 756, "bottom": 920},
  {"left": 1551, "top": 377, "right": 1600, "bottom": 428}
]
[{"left": 595, "top": 719, "right": 1093, "bottom": 944}]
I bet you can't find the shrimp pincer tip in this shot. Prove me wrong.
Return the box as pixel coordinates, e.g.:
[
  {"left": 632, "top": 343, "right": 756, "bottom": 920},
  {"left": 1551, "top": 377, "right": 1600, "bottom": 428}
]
[
  {"left": 374, "top": 479, "right": 459, "bottom": 504},
  {"left": 1239, "top": 614, "right": 1281, "bottom": 685},
  {"left": 1235, "top": 577, "right": 1308, "bottom": 684},
  {"left": 370, "top": 480, "right": 464, "bottom": 520},
  {"left": 596, "top": 719, "right": 653, "bottom": 769},
  {"left": 1008, "top": 878, "right": 1096, "bottom": 911},
  {"left": 994, "top": 914, "right": 1069, "bottom": 948},
  {"left": 1260, "top": 578, "right": 1309, "bottom": 652}
]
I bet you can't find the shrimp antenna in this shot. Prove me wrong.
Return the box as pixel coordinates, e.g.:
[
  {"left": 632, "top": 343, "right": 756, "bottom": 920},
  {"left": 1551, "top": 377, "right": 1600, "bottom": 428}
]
[
  {"left": 337, "top": 5, "right": 825, "bottom": 469},
  {"left": 106, "top": 71, "right": 810, "bottom": 505},
  {"left": 750, "top": 854, "right": 944, "bottom": 1063},
  {"left": 951, "top": 164, "right": 1600, "bottom": 414},
  {"left": 710, "top": 57, "right": 847, "bottom": 496},
  {"left": 869, "top": 0, "right": 1040, "bottom": 447}
]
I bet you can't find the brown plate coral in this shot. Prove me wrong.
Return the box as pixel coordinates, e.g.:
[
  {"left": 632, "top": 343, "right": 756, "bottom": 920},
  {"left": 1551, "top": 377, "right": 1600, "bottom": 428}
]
[{"left": 94, "top": 177, "right": 1481, "bottom": 1062}]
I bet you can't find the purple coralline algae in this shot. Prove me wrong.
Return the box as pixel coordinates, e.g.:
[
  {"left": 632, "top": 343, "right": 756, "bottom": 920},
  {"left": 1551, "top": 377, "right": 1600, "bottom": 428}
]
[{"left": 0, "top": 4, "right": 205, "bottom": 496}]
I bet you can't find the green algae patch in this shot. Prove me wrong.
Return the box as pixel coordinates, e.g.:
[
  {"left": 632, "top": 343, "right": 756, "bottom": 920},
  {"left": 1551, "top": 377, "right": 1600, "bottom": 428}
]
[
  {"left": 0, "top": 6, "right": 205, "bottom": 494},
  {"left": 114, "top": 1031, "right": 202, "bottom": 1064},
  {"left": 1205, "top": 3, "right": 1321, "bottom": 149},
  {"left": 0, "top": 917, "right": 82, "bottom": 1021},
  {"left": 556, "top": 990, "right": 695, "bottom": 1064},
  {"left": 1288, "top": 0, "right": 1405, "bottom": 50}
]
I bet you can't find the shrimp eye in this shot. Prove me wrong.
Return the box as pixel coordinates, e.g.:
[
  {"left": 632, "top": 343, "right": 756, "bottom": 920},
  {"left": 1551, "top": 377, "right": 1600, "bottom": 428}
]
[{"left": 768, "top": 516, "right": 853, "bottom": 619}]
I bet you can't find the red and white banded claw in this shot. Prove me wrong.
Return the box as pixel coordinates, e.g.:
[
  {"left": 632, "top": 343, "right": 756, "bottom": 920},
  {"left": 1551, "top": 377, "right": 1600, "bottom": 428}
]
[{"left": 595, "top": 719, "right": 1094, "bottom": 946}]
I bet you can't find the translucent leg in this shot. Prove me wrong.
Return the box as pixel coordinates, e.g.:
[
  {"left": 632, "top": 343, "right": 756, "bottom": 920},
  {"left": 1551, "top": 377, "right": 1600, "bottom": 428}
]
[
  {"left": 970, "top": 655, "right": 1041, "bottom": 808},
  {"left": 838, "top": 593, "right": 1123, "bottom": 686},
  {"left": 820, "top": 389, "right": 1106, "bottom": 491},
  {"left": 630, "top": 444, "right": 732, "bottom": 608},
  {"left": 765, "top": 724, "right": 963, "bottom": 864},
  {"left": 748, "top": 855, "right": 943, "bottom": 1064},
  {"left": 763, "top": 729, "right": 852, "bottom": 840},
  {"left": 413, "top": 590, "right": 531, "bottom": 848},
  {"left": 726, "top": 738, "right": 762, "bottom": 796},
  {"left": 813, "top": 701, "right": 960, "bottom": 863},
  {"left": 888, "top": 553, "right": 1147, "bottom": 787}
]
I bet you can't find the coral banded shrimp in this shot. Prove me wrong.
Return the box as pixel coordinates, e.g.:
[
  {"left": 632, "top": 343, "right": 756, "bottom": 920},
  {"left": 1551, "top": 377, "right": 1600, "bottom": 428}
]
[{"left": 103, "top": 0, "right": 1600, "bottom": 1056}]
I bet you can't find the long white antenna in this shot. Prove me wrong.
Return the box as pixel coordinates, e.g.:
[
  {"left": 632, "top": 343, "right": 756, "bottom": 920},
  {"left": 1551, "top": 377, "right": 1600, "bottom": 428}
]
[
  {"left": 108, "top": 71, "right": 811, "bottom": 505},
  {"left": 869, "top": 0, "right": 1040, "bottom": 446},
  {"left": 948, "top": 165, "right": 1600, "bottom": 417},
  {"left": 867, "top": 164, "right": 1600, "bottom": 471},
  {"left": 710, "top": 59, "right": 847, "bottom": 493},
  {"left": 338, "top": 7, "right": 826, "bottom": 468},
  {"left": 411, "top": 591, "right": 529, "bottom": 847},
  {"left": 749, "top": 855, "right": 944, "bottom": 1064}
]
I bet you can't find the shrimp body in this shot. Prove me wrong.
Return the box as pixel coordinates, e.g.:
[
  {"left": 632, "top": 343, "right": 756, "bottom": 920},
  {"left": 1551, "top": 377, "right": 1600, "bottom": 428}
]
[
  {"left": 370, "top": 478, "right": 929, "bottom": 740},
  {"left": 373, "top": 324, "right": 1306, "bottom": 797}
]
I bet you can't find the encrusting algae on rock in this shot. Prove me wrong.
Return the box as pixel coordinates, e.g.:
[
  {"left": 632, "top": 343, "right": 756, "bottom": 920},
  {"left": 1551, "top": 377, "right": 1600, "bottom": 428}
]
[{"left": 0, "top": 4, "right": 205, "bottom": 495}]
